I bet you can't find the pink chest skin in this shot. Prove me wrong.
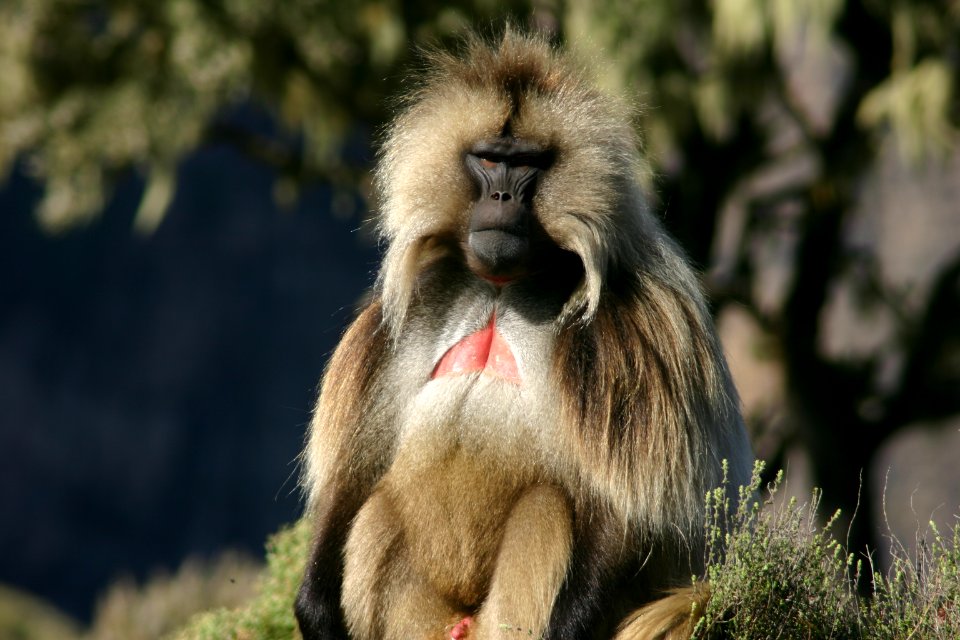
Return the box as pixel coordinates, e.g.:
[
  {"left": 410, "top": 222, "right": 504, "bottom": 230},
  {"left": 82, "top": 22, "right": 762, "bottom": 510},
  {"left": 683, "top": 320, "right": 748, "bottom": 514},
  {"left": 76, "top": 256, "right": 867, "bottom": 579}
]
[{"left": 430, "top": 315, "right": 521, "bottom": 384}]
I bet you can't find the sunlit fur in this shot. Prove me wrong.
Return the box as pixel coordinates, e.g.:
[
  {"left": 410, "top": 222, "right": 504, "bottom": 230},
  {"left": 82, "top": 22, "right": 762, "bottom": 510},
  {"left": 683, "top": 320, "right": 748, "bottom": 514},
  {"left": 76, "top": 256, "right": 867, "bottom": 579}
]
[
  {"left": 376, "top": 30, "right": 642, "bottom": 329},
  {"left": 298, "top": 28, "right": 753, "bottom": 640},
  {"left": 616, "top": 584, "right": 712, "bottom": 640}
]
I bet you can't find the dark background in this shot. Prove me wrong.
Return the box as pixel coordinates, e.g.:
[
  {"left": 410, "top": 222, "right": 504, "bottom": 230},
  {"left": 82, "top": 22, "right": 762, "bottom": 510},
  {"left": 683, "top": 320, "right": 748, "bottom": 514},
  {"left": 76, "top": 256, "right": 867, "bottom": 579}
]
[{"left": 0, "top": 137, "right": 377, "bottom": 620}]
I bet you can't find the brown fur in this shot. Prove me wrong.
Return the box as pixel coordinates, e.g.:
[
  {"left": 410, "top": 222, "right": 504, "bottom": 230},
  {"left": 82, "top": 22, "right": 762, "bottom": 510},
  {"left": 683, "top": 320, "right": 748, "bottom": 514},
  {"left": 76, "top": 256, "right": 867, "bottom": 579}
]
[{"left": 295, "top": 28, "right": 752, "bottom": 640}]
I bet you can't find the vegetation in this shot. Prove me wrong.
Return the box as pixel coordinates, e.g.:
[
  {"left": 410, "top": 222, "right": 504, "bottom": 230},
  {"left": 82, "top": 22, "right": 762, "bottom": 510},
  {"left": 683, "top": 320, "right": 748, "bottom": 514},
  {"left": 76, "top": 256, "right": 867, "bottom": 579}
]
[
  {"left": 694, "top": 465, "right": 960, "bottom": 640},
  {"left": 84, "top": 551, "right": 261, "bottom": 640},
  {"left": 0, "top": 584, "right": 81, "bottom": 640},
  {"left": 0, "top": 0, "right": 533, "bottom": 232},
  {"left": 697, "top": 466, "right": 861, "bottom": 638},
  {"left": 171, "top": 520, "right": 309, "bottom": 640},
  {"left": 695, "top": 463, "right": 960, "bottom": 638},
  {"left": 0, "top": 552, "right": 259, "bottom": 640}
]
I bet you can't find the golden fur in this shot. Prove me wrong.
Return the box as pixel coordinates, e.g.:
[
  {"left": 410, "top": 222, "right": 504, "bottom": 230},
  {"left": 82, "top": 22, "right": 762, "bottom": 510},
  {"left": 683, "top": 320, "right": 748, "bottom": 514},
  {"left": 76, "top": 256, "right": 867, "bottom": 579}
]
[
  {"left": 296, "top": 28, "right": 753, "bottom": 640},
  {"left": 616, "top": 584, "right": 712, "bottom": 640}
]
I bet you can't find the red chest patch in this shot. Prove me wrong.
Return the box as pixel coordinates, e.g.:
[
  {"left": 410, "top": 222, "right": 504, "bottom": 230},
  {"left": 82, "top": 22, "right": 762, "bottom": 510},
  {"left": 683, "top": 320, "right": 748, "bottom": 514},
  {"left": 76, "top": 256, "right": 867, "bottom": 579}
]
[{"left": 431, "top": 315, "right": 520, "bottom": 384}]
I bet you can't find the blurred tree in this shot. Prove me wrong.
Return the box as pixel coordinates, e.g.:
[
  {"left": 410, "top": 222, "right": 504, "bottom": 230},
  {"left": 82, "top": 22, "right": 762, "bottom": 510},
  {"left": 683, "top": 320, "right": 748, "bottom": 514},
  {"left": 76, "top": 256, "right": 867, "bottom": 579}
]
[{"left": 2, "top": 0, "right": 958, "bottom": 564}]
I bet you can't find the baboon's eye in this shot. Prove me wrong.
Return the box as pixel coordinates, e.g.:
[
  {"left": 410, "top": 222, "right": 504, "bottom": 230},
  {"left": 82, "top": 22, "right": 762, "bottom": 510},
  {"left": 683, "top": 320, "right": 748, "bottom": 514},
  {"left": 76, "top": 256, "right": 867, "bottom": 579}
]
[{"left": 480, "top": 158, "right": 498, "bottom": 169}]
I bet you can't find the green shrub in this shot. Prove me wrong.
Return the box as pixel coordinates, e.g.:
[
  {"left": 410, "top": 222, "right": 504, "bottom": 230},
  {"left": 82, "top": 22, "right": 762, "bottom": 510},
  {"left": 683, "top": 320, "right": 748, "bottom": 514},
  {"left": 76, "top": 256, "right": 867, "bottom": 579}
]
[
  {"left": 173, "top": 519, "right": 309, "bottom": 640},
  {"left": 695, "top": 461, "right": 960, "bottom": 639},
  {"left": 694, "top": 462, "right": 861, "bottom": 638}
]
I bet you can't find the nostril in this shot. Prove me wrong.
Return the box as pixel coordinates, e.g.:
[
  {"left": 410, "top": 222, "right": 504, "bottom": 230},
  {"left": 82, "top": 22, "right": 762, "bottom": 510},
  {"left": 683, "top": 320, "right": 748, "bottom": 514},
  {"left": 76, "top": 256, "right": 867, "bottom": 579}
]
[
  {"left": 501, "top": 193, "right": 512, "bottom": 201},
  {"left": 491, "top": 192, "right": 500, "bottom": 201}
]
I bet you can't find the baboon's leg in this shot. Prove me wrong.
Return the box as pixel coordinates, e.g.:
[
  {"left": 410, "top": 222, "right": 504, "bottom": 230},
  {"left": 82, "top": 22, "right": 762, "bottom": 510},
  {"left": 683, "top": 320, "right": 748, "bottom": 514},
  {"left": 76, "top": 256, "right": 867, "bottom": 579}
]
[
  {"left": 473, "top": 484, "right": 573, "bottom": 638},
  {"left": 342, "top": 490, "right": 461, "bottom": 640}
]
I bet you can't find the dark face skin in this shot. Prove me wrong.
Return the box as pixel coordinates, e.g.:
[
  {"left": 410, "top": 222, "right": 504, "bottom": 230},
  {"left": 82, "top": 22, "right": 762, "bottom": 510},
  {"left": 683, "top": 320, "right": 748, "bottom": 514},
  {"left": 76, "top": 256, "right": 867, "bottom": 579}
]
[{"left": 463, "top": 138, "right": 553, "bottom": 283}]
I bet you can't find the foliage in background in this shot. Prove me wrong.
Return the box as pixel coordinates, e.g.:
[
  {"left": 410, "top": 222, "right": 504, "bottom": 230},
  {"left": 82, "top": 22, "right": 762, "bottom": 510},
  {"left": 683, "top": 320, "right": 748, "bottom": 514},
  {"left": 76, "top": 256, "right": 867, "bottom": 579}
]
[
  {"left": 0, "top": 0, "right": 536, "bottom": 232},
  {"left": 568, "top": 0, "right": 958, "bottom": 167},
  {"left": 0, "top": 552, "right": 260, "bottom": 640},
  {"left": 83, "top": 552, "right": 261, "bottom": 640},
  {"left": 0, "top": 583, "right": 82, "bottom": 640}
]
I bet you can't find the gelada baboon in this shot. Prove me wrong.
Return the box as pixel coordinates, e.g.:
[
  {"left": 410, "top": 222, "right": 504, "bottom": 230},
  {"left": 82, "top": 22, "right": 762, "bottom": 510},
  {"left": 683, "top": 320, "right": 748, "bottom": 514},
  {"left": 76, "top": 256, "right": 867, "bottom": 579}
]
[{"left": 295, "top": 28, "right": 753, "bottom": 640}]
